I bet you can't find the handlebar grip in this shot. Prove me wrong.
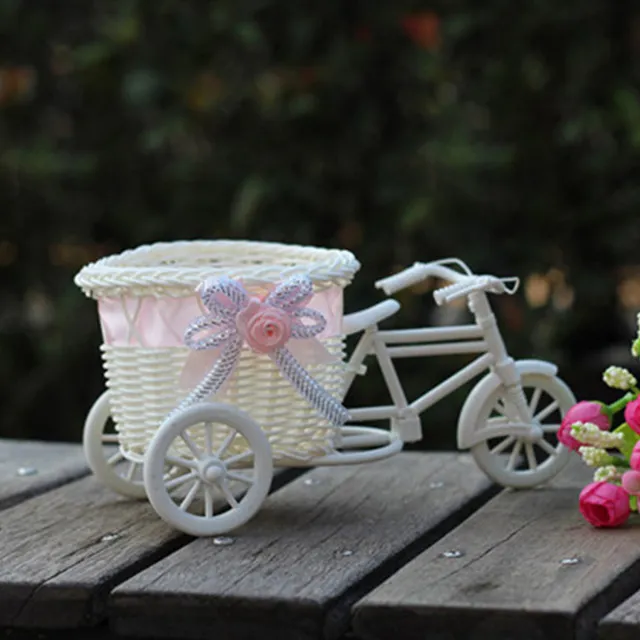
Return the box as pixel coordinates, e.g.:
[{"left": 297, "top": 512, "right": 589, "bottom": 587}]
[
  {"left": 433, "top": 280, "right": 475, "bottom": 306},
  {"left": 375, "top": 263, "right": 426, "bottom": 295}
]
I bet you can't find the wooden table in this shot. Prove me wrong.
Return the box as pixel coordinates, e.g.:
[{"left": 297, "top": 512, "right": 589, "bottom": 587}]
[{"left": 1, "top": 438, "right": 639, "bottom": 640}]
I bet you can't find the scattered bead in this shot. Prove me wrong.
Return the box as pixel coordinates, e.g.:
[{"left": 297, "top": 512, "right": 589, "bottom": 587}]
[
  {"left": 213, "top": 536, "right": 235, "bottom": 546},
  {"left": 442, "top": 549, "right": 464, "bottom": 558},
  {"left": 16, "top": 467, "right": 38, "bottom": 477},
  {"left": 560, "top": 557, "right": 580, "bottom": 566},
  {"left": 429, "top": 481, "right": 445, "bottom": 489},
  {"left": 341, "top": 549, "right": 354, "bottom": 556},
  {"left": 100, "top": 533, "right": 120, "bottom": 542}
]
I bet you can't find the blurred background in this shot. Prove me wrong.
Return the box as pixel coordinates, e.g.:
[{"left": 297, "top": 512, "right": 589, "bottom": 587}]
[{"left": 1, "top": 1, "right": 639, "bottom": 449}]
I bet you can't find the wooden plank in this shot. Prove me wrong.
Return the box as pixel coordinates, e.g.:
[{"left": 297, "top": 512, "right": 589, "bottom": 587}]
[
  {"left": 353, "top": 457, "right": 640, "bottom": 640},
  {"left": 0, "top": 474, "right": 188, "bottom": 630},
  {"left": 0, "top": 439, "right": 88, "bottom": 510},
  {"left": 110, "top": 452, "right": 496, "bottom": 640},
  {"left": 0, "top": 461, "right": 297, "bottom": 632},
  {"left": 599, "top": 591, "right": 640, "bottom": 640}
]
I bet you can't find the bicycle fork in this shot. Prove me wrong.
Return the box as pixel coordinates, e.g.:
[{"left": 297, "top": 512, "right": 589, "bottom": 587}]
[{"left": 469, "top": 292, "right": 541, "bottom": 442}]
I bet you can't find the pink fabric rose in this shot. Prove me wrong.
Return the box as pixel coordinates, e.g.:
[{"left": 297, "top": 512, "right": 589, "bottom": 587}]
[
  {"left": 630, "top": 441, "right": 640, "bottom": 472},
  {"left": 624, "top": 397, "right": 640, "bottom": 435},
  {"left": 622, "top": 470, "right": 640, "bottom": 496},
  {"left": 558, "top": 401, "right": 611, "bottom": 451},
  {"left": 579, "top": 481, "right": 630, "bottom": 528},
  {"left": 236, "top": 298, "right": 292, "bottom": 354}
]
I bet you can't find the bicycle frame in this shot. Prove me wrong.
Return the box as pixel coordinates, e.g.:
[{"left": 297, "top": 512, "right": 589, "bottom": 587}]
[{"left": 343, "top": 290, "right": 522, "bottom": 443}]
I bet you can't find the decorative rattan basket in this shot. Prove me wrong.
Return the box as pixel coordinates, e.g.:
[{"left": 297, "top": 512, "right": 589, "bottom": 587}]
[{"left": 75, "top": 240, "right": 360, "bottom": 465}]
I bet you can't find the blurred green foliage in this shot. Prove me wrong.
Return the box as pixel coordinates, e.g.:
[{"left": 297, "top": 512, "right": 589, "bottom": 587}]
[{"left": 1, "top": 1, "right": 639, "bottom": 447}]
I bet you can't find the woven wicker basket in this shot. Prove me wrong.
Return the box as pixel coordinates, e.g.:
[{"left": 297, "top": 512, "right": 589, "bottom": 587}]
[{"left": 75, "top": 240, "right": 360, "bottom": 465}]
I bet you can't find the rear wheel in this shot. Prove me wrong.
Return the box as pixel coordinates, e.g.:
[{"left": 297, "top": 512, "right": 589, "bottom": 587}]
[{"left": 83, "top": 391, "right": 147, "bottom": 499}]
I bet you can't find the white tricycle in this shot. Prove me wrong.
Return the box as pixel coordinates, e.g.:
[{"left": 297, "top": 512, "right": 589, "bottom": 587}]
[{"left": 77, "top": 242, "right": 574, "bottom": 537}]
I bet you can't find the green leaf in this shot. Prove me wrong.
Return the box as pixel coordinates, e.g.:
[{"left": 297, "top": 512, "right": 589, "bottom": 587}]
[
  {"left": 1, "top": 148, "right": 97, "bottom": 177},
  {"left": 122, "top": 69, "right": 160, "bottom": 108},
  {"left": 612, "top": 423, "right": 640, "bottom": 460},
  {"left": 71, "top": 42, "right": 113, "bottom": 69},
  {"left": 630, "top": 495, "right": 638, "bottom": 512}
]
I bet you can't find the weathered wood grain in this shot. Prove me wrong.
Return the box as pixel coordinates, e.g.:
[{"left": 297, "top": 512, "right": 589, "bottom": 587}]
[
  {"left": 598, "top": 590, "right": 640, "bottom": 640},
  {"left": 0, "top": 458, "right": 298, "bottom": 632},
  {"left": 0, "top": 475, "right": 188, "bottom": 629},
  {"left": 353, "top": 457, "right": 640, "bottom": 640},
  {"left": 0, "top": 439, "right": 88, "bottom": 510},
  {"left": 110, "top": 452, "right": 496, "bottom": 640}
]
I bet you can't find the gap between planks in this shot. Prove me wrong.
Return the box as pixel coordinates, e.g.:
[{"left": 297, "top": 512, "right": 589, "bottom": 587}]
[
  {"left": 0, "top": 439, "right": 89, "bottom": 511},
  {"left": 0, "top": 452, "right": 302, "bottom": 631},
  {"left": 598, "top": 589, "right": 640, "bottom": 640},
  {"left": 109, "top": 452, "right": 497, "bottom": 640},
  {"left": 353, "top": 456, "right": 640, "bottom": 640}
]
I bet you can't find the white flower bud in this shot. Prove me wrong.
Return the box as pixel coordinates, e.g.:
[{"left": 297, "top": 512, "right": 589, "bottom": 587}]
[
  {"left": 593, "top": 465, "right": 620, "bottom": 482},
  {"left": 578, "top": 446, "right": 611, "bottom": 467},
  {"left": 571, "top": 422, "right": 624, "bottom": 448},
  {"left": 603, "top": 366, "right": 637, "bottom": 390}
]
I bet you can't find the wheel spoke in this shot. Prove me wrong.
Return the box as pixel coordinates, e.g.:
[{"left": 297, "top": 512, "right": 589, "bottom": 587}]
[
  {"left": 537, "top": 438, "right": 559, "bottom": 457},
  {"left": 204, "top": 486, "right": 214, "bottom": 518},
  {"left": 101, "top": 434, "right": 120, "bottom": 444},
  {"left": 507, "top": 440, "right": 522, "bottom": 471},
  {"left": 224, "top": 450, "right": 254, "bottom": 466},
  {"left": 179, "top": 479, "right": 201, "bottom": 511},
  {"left": 217, "top": 429, "right": 238, "bottom": 458},
  {"left": 180, "top": 431, "right": 203, "bottom": 459},
  {"left": 165, "top": 470, "right": 198, "bottom": 490},
  {"left": 490, "top": 435, "right": 516, "bottom": 455},
  {"left": 535, "top": 401, "right": 559, "bottom": 422},
  {"left": 204, "top": 423, "right": 213, "bottom": 455},
  {"left": 525, "top": 443, "right": 537, "bottom": 470},
  {"left": 226, "top": 471, "right": 254, "bottom": 486},
  {"left": 541, "top": 423, "right": 561, "bottom": 433},
  {"left": 218, "top": 480, "right": 239, "bottom": 508},
  {"left": 493, "top": 400, "right": 508, "bottom": 417},
  {"left": 165, "top": 454, "right": 197, "bottom": 470},
  {"left": 107, "top": 451, "right": 124, "bottom": 466},
  {"left": 529, "top": 388, "right": 542, "bottom": 415},
  {"left": 125, "top": 461, "right": 137, "bottom": 481}
]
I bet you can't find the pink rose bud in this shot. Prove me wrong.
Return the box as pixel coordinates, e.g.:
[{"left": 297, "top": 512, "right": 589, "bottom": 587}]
[
  {"left": 236, "top": 298, "right": 293, "bottom": 354},
  {"left": 622, "top": 470, "right": 640, "bottom": 496},
  {"left": 624, "top": 397, "right": 640, "bottom": 435},
  {"left": 558, "top": 401, "right": 611, "bottom": 451},
  {"left": 579, "top": 481, "right": 630, "bottom": 528},
  {"left": 630, "top": 441, "right": 640, "bottom": 472}
]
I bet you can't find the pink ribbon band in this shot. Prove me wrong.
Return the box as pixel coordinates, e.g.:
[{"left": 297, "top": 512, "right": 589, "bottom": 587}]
[
  {"left": 173, "top": 275, "right": 350, "bottom": 426},
  {"left": 97, "top": 285, "right": 343, "bottom": 348}
]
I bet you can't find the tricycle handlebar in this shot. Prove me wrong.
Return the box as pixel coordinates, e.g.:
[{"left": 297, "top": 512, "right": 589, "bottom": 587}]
[
  {"left": 374, "top": 263, "right": 429, "bottom": 295},
  {"left": 374, "top": 258, "right": 473, "bottom": 296},
  {"left": 375, "top": 259, "right": 520, "bottom": 305}
]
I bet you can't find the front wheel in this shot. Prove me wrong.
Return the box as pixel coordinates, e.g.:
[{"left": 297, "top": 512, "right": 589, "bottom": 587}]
[
  {"left": 144, "top": 403, "right": 273, "bottom": 537},
  {"left": 470, "top": 373, "right": 574, "bottom": 489}
]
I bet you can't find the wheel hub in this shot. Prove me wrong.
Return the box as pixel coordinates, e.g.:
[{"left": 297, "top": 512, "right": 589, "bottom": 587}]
[
  {"left": 199, "top": 458, "right": 226, "bottom": 484},
  {"left": 523, "top": 422, "right": 543, "bottom": 444}
]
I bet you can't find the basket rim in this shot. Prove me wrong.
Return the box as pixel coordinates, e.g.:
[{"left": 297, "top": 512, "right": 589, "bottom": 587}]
[{"left": 75, "top": 239, "right": 360, "bottom": 298}]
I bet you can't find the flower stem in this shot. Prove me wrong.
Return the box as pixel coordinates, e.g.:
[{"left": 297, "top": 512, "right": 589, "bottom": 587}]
[{"left": 608, "top": 392, "right": 636, "bottom": 414}]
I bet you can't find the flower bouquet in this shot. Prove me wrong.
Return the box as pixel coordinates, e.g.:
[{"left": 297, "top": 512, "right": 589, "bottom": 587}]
[{"left": 559, "top": 315, "right": 640, "bottom": 528}]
